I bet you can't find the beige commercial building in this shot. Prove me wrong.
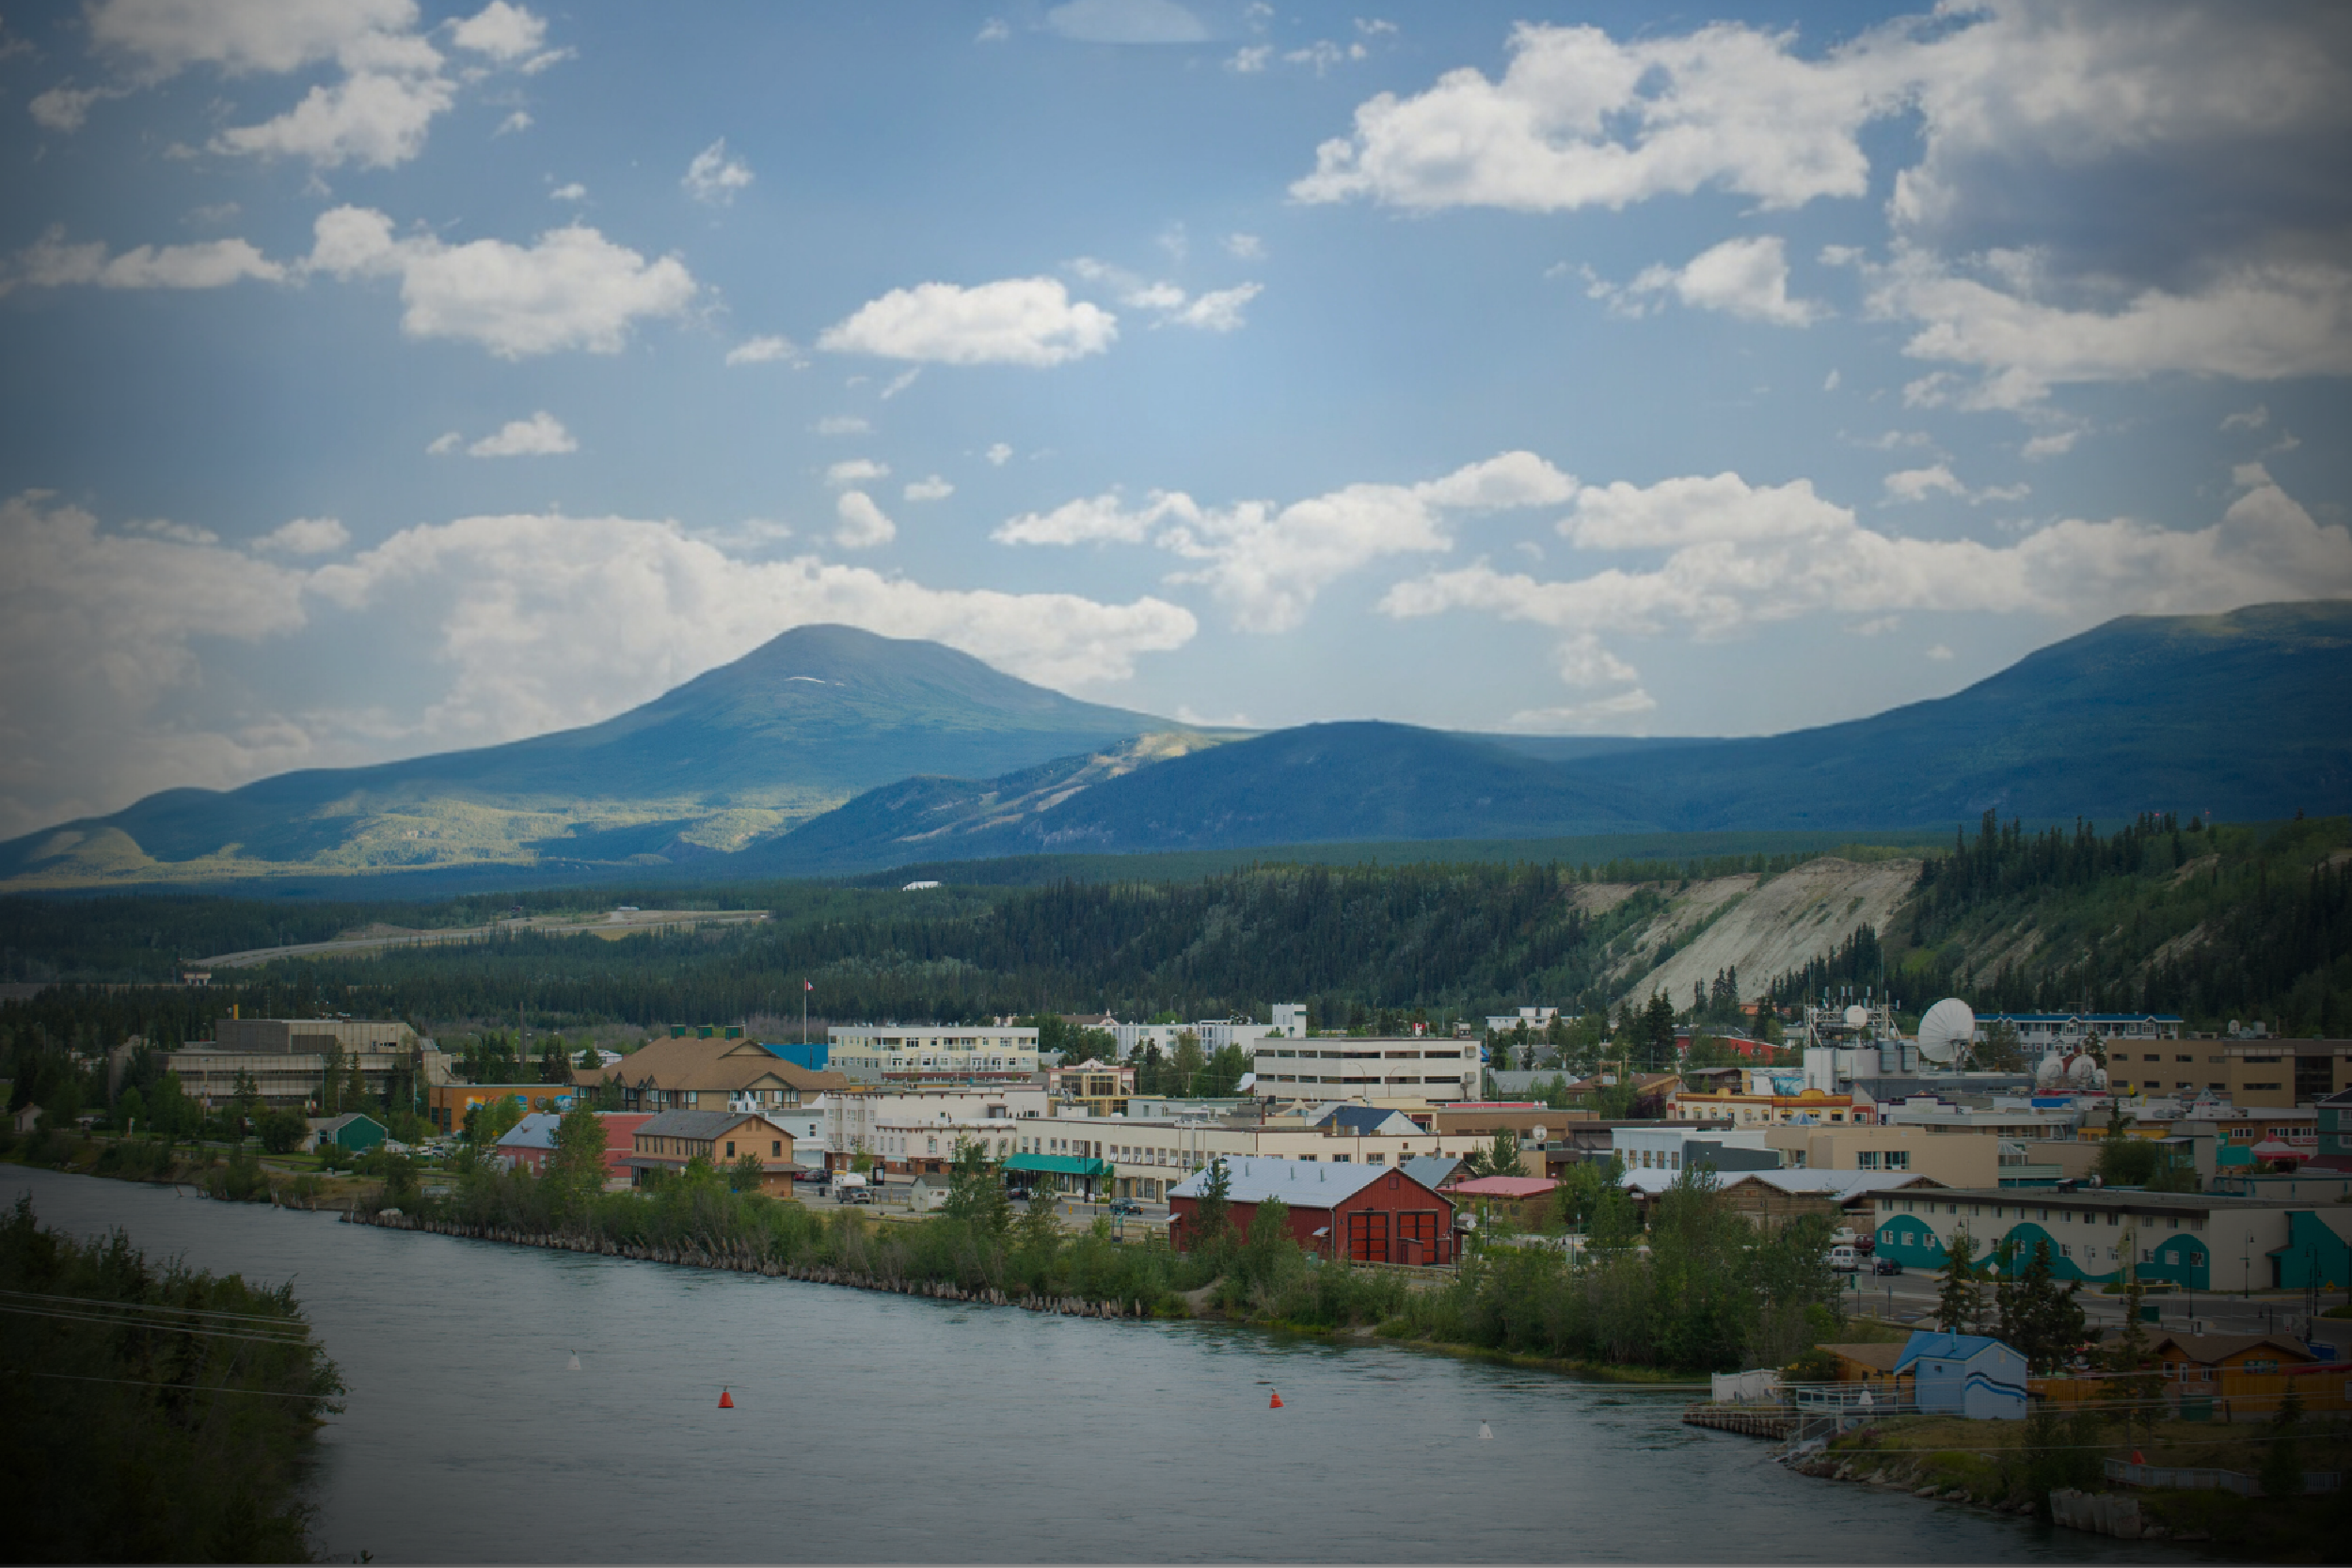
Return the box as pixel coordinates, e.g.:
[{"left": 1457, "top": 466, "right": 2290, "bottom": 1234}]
[{"left": 1765, "top": 1124, "right": 2000, "bottom": 1188}]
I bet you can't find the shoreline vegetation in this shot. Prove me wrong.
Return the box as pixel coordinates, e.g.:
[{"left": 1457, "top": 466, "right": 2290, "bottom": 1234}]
[
  {"left": 0, "top": 1195, "right": 342, "bottom": 1564},
  {"left": 3, "top": 1120, "right": 1845, "bottom": 1381}
]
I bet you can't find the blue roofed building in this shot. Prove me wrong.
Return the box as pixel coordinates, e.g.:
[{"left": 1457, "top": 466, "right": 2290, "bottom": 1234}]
[{"left": 1895, "top": 1332, "right": 2028, "bottom": 1419}]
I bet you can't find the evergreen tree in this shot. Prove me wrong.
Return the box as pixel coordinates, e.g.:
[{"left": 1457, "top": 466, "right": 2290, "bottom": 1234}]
[{"left": 1935, "top": 1227, "right": 1983, "bottom": 1333}]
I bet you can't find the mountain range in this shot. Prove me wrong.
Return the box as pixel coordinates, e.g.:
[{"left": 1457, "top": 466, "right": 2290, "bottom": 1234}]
[{"left": 6, "top": 602, "right": 2348, "bottom": 891}]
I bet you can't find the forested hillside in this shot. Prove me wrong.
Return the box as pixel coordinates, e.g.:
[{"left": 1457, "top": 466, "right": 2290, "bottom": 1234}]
[
  {"left": 1776, "top": 812, "right": 2352, "bottom": 1037},
  {"left": 1, "top": 817, "right": 2345, "bottom": 1070}
]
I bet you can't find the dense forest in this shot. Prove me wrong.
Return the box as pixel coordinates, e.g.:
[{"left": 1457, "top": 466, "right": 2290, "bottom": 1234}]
[{"left": 2, "top": 819, "right": 2346, "bottom": 1099}]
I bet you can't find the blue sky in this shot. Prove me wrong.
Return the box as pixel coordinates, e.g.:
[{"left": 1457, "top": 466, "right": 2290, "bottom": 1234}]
[{"left": 1, "top": 0, "right": 2347, "bottom": 835}]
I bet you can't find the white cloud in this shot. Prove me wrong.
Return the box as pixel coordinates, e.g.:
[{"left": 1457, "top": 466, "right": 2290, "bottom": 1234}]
[
  {"left": 1005, "top": 451, "right": 1575, "bottom": 630},
  {"left": 977, "top": 18, "right": 1011, "bottom": 43},
  {"left": 212, "top": 68, "right": 454, "bottom": 167},
  {"left": 464, "top": 411, "right": 576, "bottom": 457},
  {"left": 305, "top": 206, "right": 695, "bottom": 357},
  {"left": 825, "top": 459, "right": 890, "bottom": 487},
  {"left": 2220, "top": 404, "right": 2270, "bottom": 432},
  {"left": 1168, "top": 282, "right": 1263, "bottom": 332},
  {"left": 0, "top": 228, "right": 285, "bottom": 294},
  {"left": 683, "top": 138, "right": 754, "bottom": 205},
  {"left": 1294, "top": 21, "right": 1897, "bottom": 213},
  {"left": 819, "top": 277, "right": 1117, "bottom": 367},
  {"left": 0, "top": 492, "right": 315, "bottom": 834},
  {"left": 86, "top": 0, "right": 560, "bottom": 170},
  {"left": 87, "top": 0, "right": 422, "bottom": 77},
  {"left": 1380, "top": 470, "right": 2352, "bottom": 671},
  {"left": 450, "top": 2, "right": 548, "bottom": 63},
  {"left": 880, "top": 368, "right": 922, "bottom": 399},
  {"left": 984, "top": 442, "right": 1014, "bottom": 466},
  {"left": 834, "top": 491, "right": 897, "bottom": 549},
  {"left": 1597, "top": 235, "right": 1820, "bottom": 325},
  {"left": 995, "top": 489, "right": 1198, "bottom": 546},
  {"left": 30, "top": 83, "right": 127, "bottom": 133},
  {"left": 1227, "top": 44, "right": 1271, "bottom": 73},
  {"left": 816, "top": 416, "right": 872, "bottom": 436},
  {"left": 725, "top": 334, "right": 802, "bottom": 366},
  {"left": 1883, "top": 465, "right": 1966, "bottom": 504},
  {"left": 549, "top": 182, "right": 586, "bottom": 202},
  {"left": 495, "top": 109, "right": 531, "bottom": 135},
  {"left": 1867, "top": 246, "right": 2352, "bottom": 403},
  {"left": 1225, "top": 232, "right": 1264, "bottom": 260},
  {"left": 254, "top": 516, "right": 350, "bottom": 555},
  {"left": 1925, "top": 643, "right": 1955, "bottom": 660},
  {"left": 2022, "top": 430, "right": 2079, "bottom": 460},
  {"left": 903, "top": 475, "right": 954, "bottom": 502},
  {"left": 1504, "top": 689, "right": 1658, "bottom": 733},
  {"left": 1044, "top": 0, "right": 1208, "bottom": 45},
  {"left": 0, "top": 499, "right": 1198, "bottom": 832}
]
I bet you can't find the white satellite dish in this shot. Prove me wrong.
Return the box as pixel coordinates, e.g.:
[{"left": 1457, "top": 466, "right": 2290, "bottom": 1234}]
[
  {"left": 1841, "top": 1005, "right": 1870, "bottom": 1029},
  {"left": 1916, "top": 998, "right": 1975, "bottom": 1067}
]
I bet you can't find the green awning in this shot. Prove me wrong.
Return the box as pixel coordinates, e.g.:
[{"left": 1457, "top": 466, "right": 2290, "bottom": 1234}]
[{"left": 1003, "top": 1153, "right": 1115, "bottom": 1178}]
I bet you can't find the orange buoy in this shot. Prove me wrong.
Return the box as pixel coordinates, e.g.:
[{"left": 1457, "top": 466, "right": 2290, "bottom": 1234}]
[
  {"left": 1269, "top": 1390, "right": 1283, "bottom": 1409},
  {"left": 719, "top": 1388, "right": 735, "bottom": 1408}
]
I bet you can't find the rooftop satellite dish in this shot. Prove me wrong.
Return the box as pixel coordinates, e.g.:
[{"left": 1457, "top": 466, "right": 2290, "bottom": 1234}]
[
  {"left": 1916, "top": 998, "right": 1975, "bottom": 1067},
  {"left": 1841, "top": 1005, "right": 1870, "bottom": 1029}
]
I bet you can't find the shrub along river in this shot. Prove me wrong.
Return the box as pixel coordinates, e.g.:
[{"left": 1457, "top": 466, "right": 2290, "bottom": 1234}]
[{"left": 6, "top": 1167, "right": 2185, "bottom": 1564}]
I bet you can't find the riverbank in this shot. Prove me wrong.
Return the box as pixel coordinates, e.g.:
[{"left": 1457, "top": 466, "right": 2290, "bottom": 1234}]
[{"left": 1798, "top": 1412, "right": 2347, "bottom": 1560}]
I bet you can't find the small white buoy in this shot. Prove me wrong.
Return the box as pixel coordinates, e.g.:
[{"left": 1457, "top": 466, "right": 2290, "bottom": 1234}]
[
  {"left": 566, "top": 1353, "right": 580, "bottom": 1371},
  {"left": 1478, "top": 1422, "right": 1493, "bottom": 1440}
]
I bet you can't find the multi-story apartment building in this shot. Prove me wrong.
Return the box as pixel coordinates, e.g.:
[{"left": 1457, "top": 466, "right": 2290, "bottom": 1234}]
[
  {"left": 168, "top": 1017, "right": 451, "bottom": 1112},
  {"left": 826, "top": 1024, "right": 1039, "bottom": 1085},
  {"left": 814, "top": 1086, "right": 1049, "bottom": 1172},
  {"left": 1250, "top": 1037, "right": 1479, "bottom": 1106}
]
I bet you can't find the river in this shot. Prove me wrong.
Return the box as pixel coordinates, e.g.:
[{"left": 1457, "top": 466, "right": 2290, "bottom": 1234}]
[{"left": 6, "top": 1168, "right": 2185, "bottom": 1563}]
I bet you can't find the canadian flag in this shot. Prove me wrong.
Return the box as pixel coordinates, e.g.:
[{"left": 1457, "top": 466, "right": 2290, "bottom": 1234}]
[{"left": 804, "top": 979, "right": 814, "bottom": 992}]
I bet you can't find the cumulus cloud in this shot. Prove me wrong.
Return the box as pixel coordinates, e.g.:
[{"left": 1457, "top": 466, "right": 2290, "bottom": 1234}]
[
  {"left": 1300, "top": 8, "right": 2352, "bottom": 400},
  {"left": 1867, "top": 247, "right": 2352, "bottom": 404},
  {"left": 1294, "top": 21, "right": 1897, "bottom": 213},
  {"left": 79, "top": 0, "right": 556, "bottom": 167},
  {"left": 1379, "top": 469, "right": 2352, "bottom": 690},
  {"left": 1068, "top": 258, "right": 1263, "bottom": 333},
  {"left": 305, "top": 206, "right": 695, "bottom": 357},
  {"left": 1883, "top": 465, "right": 1966, "bottom": 503},
  {"left": 452, "top": 411, "right": 577, "bottom": 457},
  {"left": 834, "top": 491, "right": 896, "bottom": 549},
  {"left": 450, "top": 2, "right": 548, "bottom": 63},
  {"left": 818, "top": 277, "right": 1117, "bottom": 367},
  {"left": 816, "top": 416, "right": 872, "bottom": 436},
  {"left": 0, "top": 228, "right": 284, "bottom": 295},
  {"left": 825, "top": 459, "right": 889, "bottom": 487},
  {"left": 995, "top": 489, "right": 1199, "bottom": 547},
  {"left": 1593, "top": 235, "right": 1821, "bottom": 325},
  {"left": 724, "top": 334, "right": 799, "bottom": 367},
  {"left": 0, "top": 495, "right": 1199, "bottom": 834},
  {"left": 683, "top": 138, "right": 754, "bottom": 204},
  {"left": 212, "top": 65, "right": 453, "bottom": 167},
  {"left": 29, "top": 83, "right": 127, "bottom": 133},
  {"left": 1001, "top": 451, "right": 1574, "bottom": 630},
  {"left": 903, "top": 475, "right": 954, "bottom": 502},
  {"left": 254, "top": 516, "right": 350, "bottom": 555},
  {"left": 0, "top": 492, "right": 315, "bottom": 834}
]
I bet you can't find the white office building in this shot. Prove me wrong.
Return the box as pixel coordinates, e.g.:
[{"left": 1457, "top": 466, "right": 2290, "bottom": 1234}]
[
  {"left": 1250, "top": 1037, "right": 1480, "bottom": 1106},
  {"left": 827, "top": 1024, "right": 1039, "bottom": 1085}
]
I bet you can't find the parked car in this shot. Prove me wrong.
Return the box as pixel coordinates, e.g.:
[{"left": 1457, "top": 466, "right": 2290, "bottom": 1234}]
[
  {"left": 792, "top": 1168, "right": 828, "bottom": 1184},
  {"left": 1872, "top": 1257, "right": 1903, "bottom": 1275},
  {"left": 1107, "top": 1197, "right": 1143, "bottom": 1215},
  {"left": 838, "top": 1186, "right": 874, "bottom": 1205},
  {"left": 1829, "top": 1243, "right": 1862, "bottom": 1273}
]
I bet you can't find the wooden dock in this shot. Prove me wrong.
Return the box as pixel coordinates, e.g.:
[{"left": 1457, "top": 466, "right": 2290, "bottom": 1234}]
[{"left": 1682, "top": 1402, "right": 1794, "bottom": 1439}]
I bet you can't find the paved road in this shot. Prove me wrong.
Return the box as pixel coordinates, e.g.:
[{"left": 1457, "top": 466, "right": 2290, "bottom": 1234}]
[{"left": 192, "top": 907, "right": 768, "bottom": 968}]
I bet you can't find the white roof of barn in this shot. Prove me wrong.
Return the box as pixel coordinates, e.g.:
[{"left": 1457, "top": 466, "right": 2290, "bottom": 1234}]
[{"left": 1168, "top": 1154, "right": 1441, "bottom": 1209}]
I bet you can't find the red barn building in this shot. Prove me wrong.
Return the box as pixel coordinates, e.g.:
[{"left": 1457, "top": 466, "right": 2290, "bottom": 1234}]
[
  {"left": 492, "top": 1111, "right": 652, "bottom": 1180},
  {"left": 1167, "top": 1155, "right": 1456, "bottom": 1265}
]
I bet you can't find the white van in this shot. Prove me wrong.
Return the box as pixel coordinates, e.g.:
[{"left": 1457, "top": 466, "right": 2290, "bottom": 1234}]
[{"left": 1829, "top": 1243, "right": 1862, "bottom": 1273}]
